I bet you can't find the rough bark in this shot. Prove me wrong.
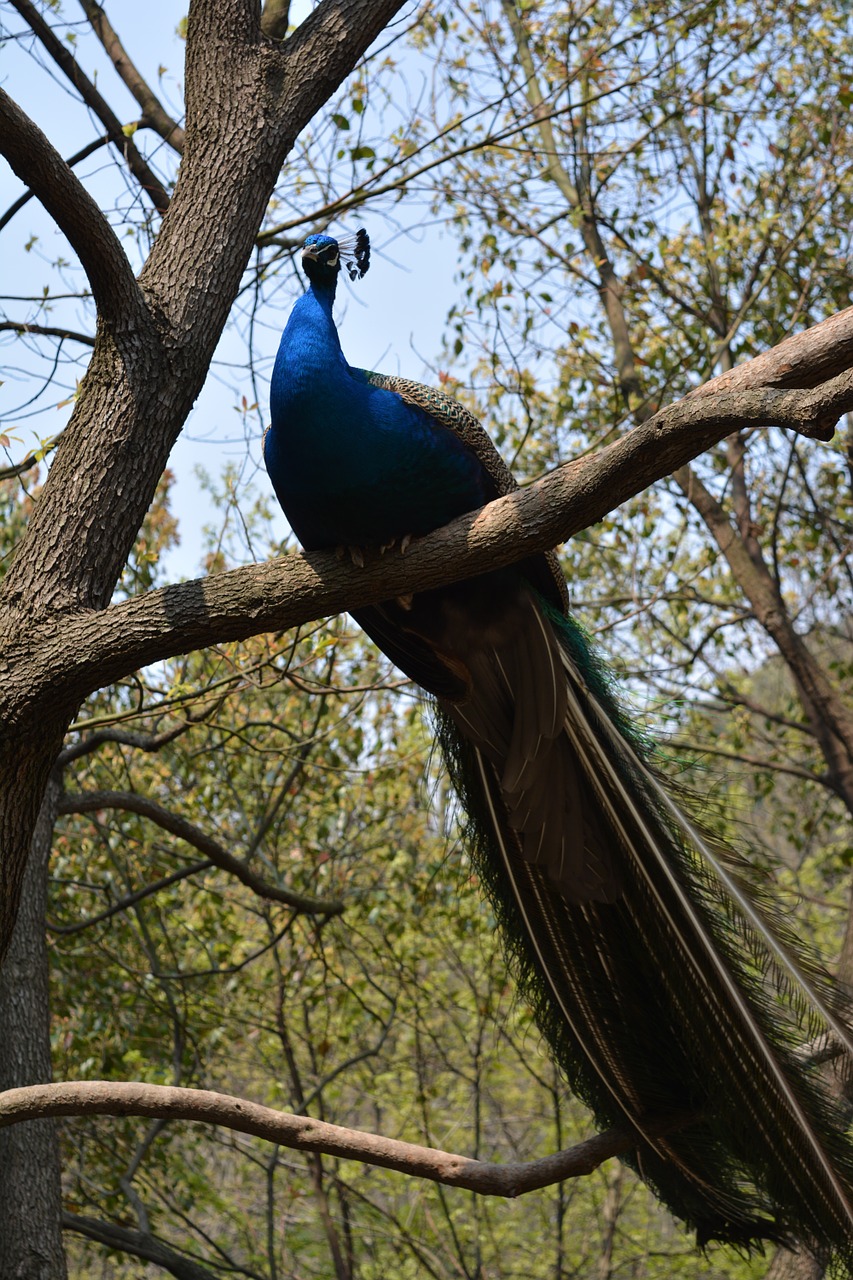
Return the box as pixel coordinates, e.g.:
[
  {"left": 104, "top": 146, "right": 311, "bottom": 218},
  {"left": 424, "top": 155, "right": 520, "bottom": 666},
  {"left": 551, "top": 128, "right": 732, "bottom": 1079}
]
[
  {"left": 0, "top": 0, "right": 408, "bottom": 965},
  {"left": 0, "top": 774, "right": 67, "bottom": 1280},
  {"left": 3, "top": 364, "right": 851, "bottom": 724},
  {"left": 764, "top": 1251, "right": 825, "bottom": 1280},
  {"left": 0, "top": 311, "right": 852, "bottom": 966}
]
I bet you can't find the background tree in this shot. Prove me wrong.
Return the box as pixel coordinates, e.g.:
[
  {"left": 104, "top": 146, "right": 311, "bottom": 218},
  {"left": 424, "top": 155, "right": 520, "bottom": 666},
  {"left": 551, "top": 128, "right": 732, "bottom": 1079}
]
[
  {"left": 408, "top": 0, "right": 853, "bottom": 858},
  {"left": 1, "top": 1, "right": 852, "bottom": 1278}
]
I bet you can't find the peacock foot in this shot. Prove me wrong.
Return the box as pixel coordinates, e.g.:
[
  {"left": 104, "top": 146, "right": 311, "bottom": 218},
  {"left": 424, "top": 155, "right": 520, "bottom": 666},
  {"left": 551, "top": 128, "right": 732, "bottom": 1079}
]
[
  {"left": 335, "top": 544, "right": 366, "bottom": 568},
  {"left": 378, "top": 533, "right": 413, "bottom": 556}
]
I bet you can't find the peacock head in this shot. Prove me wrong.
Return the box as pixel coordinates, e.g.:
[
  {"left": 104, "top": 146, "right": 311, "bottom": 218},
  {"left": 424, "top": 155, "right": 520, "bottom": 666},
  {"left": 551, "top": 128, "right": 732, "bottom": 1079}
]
[{"left": 301, "top": 229, "right": 370, "bottom": 286}]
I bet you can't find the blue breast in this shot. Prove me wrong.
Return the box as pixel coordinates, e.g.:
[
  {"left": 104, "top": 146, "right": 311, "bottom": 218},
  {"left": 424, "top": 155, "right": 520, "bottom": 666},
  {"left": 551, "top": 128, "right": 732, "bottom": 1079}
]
[{"left": 266, "top": 287, "right": 490, "bottom": 551}]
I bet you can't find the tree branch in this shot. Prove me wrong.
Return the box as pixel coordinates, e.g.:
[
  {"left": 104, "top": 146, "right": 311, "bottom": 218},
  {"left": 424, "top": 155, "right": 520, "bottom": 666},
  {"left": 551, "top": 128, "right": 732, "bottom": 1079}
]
[
  {"left": 0, "top": 434, "right": 60, "bottom": 482},
  {"left": 8, "top": 0, "right": 171, "bottom": 212},
  {"left": 279, "top": 0, "right": 410, "bottom": 124},
  {"left": 63, "top": 1211, "right": 219, "bottom": 1280},
  {"left": 0, "top": 322, "right": 94, "bottom": 347},
  {"left": 48, "top": 858, "right": 213, "bottom": 936},
  {"left": 16, "top": 360, "right": 853, "bottom": 709},
  {"left": 0, "top": 89, "right": 147, "bottom": 335},
  {"left": 58, "top": 790, "right": 344, "bottom": 917},
  {"left": 57, "top": 722, "right": 193, "bottom": 768},
  {"left": 78, "top": 0, "right": 185, "bottom": 153},
  {"left": 0, "top": 1080, "right": 692, "bottom": 1197},
  {"left": 690, "top": 303, "right": 853, "bottom": 395}
]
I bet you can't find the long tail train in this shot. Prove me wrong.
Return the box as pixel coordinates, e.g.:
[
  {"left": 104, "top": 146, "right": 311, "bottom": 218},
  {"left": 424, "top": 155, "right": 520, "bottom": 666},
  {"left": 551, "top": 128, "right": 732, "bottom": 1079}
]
[{"left": 432, "top": 590, "right": 853, "bottom": 1260}]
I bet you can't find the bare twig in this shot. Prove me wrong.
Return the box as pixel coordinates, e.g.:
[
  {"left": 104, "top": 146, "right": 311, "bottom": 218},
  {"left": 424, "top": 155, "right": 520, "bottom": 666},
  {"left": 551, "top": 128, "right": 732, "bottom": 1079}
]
[
  {"left": 0, "top": 89, "right": 148, "bottom": 335},
  {"left": 0, "top": 322, "right": 94, "bottom": 347},
  {"left": 0, "top": 134, "right": 109, "bottom": 232},
  {"left": 9, "top": 0, "right": 171, "bottom": 212}
]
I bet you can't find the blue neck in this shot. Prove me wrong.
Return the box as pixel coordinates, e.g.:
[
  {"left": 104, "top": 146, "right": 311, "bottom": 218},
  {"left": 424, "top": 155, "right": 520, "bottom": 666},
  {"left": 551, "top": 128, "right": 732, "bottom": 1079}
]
[
  {"left": 271, "top": 275, "right": 348, "bottom": 394},
  {"left": 306, "top": 273, "right": 337, "bottom": 316}
]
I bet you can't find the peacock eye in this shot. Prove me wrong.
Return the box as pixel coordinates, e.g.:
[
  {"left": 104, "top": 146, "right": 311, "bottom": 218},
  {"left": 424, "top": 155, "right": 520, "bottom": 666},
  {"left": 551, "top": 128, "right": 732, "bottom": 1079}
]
[{"left": 327, "top": 252, "right": 339, "bottom": 266}]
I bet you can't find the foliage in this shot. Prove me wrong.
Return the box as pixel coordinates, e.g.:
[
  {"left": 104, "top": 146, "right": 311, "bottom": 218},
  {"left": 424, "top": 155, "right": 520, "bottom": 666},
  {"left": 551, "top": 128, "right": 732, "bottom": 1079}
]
[
  {"left": 1, "top": 1, "right": 851, "bottom": 1277},
  {"left": 38, "top": 481, "right": 762, "bottom": 1278}
]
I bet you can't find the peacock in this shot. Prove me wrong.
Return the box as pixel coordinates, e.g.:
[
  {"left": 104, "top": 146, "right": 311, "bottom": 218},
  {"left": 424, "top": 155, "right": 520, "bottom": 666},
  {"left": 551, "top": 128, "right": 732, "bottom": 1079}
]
[{"left": 264, "top": 229, "right": 853, "bottom": 1264}]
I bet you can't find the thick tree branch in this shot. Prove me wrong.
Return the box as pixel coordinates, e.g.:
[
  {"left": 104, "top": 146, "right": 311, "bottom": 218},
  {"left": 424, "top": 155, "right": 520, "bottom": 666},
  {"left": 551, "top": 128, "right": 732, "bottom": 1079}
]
[
  {"left": 13, "top": 364, "right": 852, "bottom": 710},
  {"left": 0, "top": 89, "right": 147, "bottom": 335},
  {"left": 58, "top": 790, "right": 344, "bottom": 916},
  {"left": 0, "top": 1080, "right": 691, "bottom": 1197},
  {"left": 9, "top": 0, "right": 171, "bottom": 212},
  {"left": 690, "top": 302, "right": 853, "bottom": 395}
]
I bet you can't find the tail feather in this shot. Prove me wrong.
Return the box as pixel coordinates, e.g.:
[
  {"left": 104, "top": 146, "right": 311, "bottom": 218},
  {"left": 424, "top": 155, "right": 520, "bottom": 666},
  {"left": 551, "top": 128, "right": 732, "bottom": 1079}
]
[
  {"left": 644, "top": 764, "right": 853, "bottom": 1063},
  {"left": 434, "top": 593, "right": 853, "bottom": 1260}
]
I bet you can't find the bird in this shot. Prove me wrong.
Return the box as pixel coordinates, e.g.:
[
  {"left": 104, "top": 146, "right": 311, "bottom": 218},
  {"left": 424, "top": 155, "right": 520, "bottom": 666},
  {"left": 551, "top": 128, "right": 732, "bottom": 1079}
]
[{"left": 265, "top": 229, "right": 853, "bottom": 1264}]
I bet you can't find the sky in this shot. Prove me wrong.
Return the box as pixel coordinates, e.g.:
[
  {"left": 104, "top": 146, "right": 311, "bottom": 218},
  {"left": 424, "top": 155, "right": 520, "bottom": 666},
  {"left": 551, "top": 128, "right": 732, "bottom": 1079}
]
[{"left": 0, "top": 2, "right": 457, "bottom": 579}]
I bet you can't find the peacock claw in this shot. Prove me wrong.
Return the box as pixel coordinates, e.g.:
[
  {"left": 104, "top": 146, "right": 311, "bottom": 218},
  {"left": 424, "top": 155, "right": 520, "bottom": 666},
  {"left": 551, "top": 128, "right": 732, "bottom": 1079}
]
[
  {"left": 335, "top": 544, "right": 366, "bottom": 567},
  {"left": 378, "top": 535, "right": 414, "bottom": 557}
]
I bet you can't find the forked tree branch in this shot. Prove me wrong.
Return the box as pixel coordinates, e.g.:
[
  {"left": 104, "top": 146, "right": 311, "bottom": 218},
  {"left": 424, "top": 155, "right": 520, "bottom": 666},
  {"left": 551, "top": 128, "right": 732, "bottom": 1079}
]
[
  {"left": 78, "top": 0, "right": 186, "bottom": 153},
  {"left": 14, "top": 354, "right": 853, "bottom": 715},
  {"left": 0, "top": 1080, "right": 692, "bottom": 1197},
  {"left": 8, "top": 0, "right": 171, "bottom": 211}
]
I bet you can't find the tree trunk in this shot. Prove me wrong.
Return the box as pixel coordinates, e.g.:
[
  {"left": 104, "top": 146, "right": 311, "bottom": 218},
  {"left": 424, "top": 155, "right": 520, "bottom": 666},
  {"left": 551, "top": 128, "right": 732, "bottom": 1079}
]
[
  {"left": 764, "top": 1248, "right": 824, "bottom": 1280},
  {"left": 0, "top": 772, "right": 67, "bottom": 1280}
]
